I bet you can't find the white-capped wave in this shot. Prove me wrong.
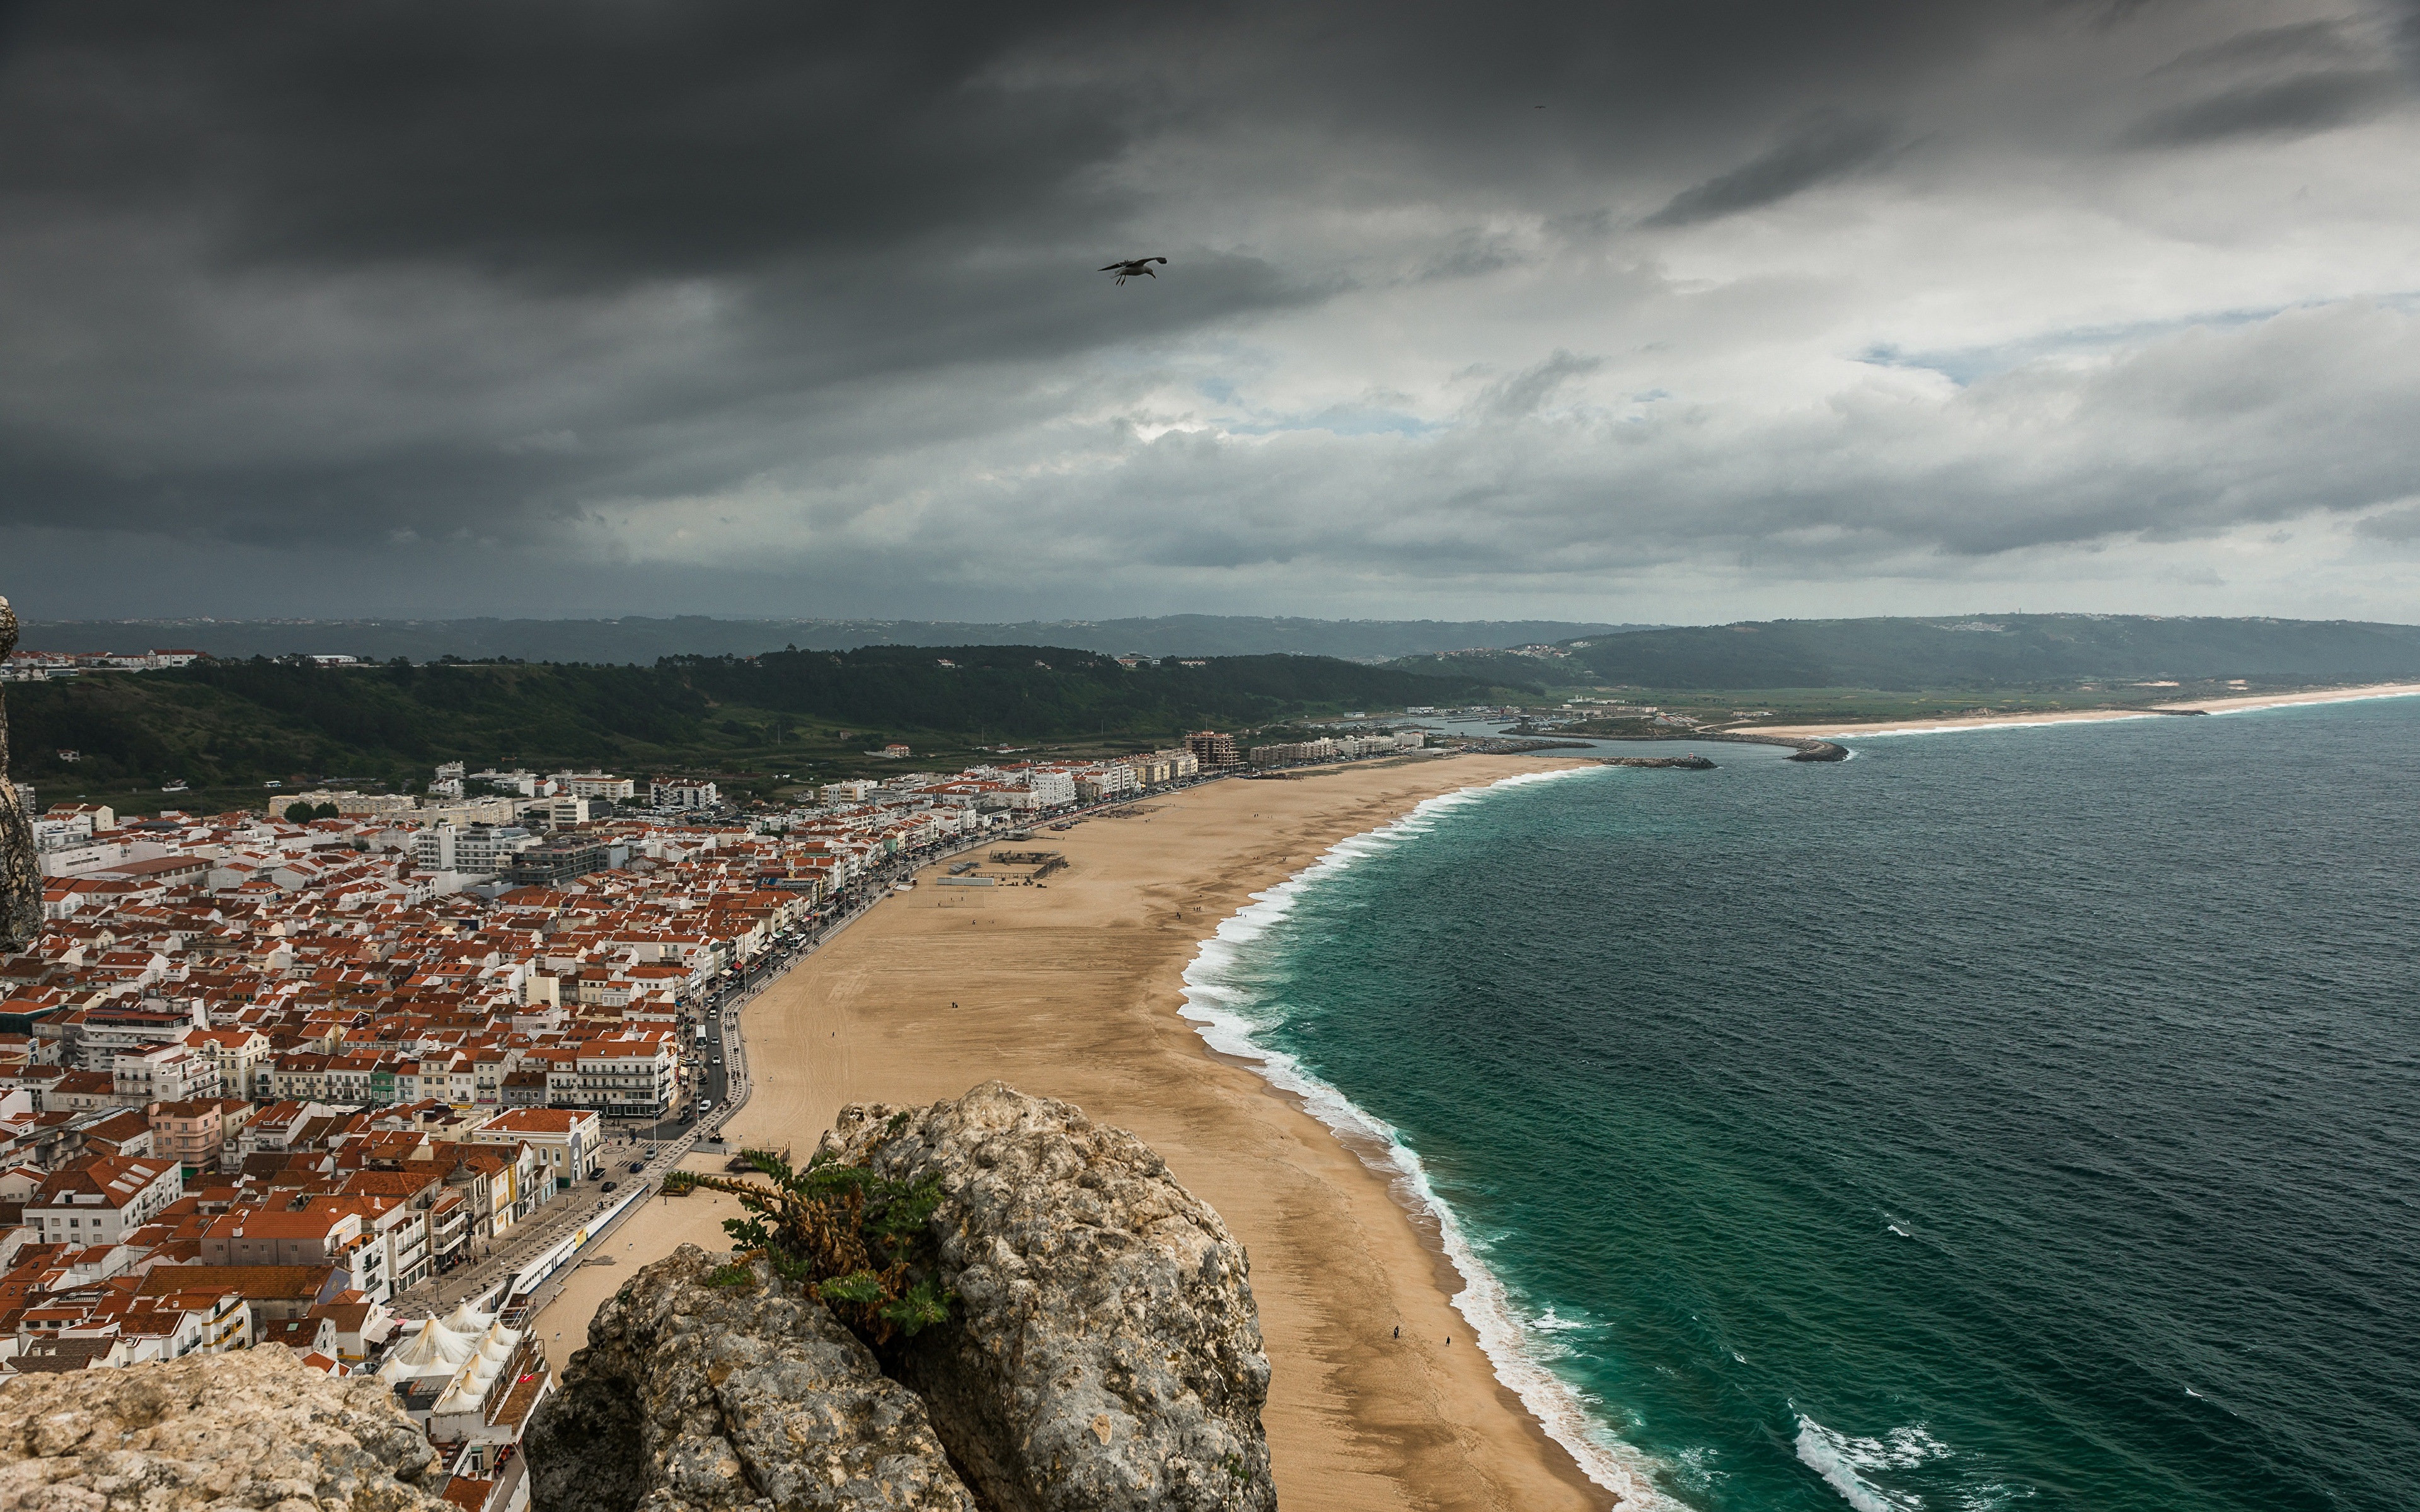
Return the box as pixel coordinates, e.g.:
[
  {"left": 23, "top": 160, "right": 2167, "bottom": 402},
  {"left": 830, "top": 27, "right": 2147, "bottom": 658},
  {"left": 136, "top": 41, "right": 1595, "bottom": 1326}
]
[
  {"left": 1792, "top": 1414, "right": 1952, "bottom": 1512},
  {"left": 1178, "top": 766, "right": 1688, "bottom": 1509}
]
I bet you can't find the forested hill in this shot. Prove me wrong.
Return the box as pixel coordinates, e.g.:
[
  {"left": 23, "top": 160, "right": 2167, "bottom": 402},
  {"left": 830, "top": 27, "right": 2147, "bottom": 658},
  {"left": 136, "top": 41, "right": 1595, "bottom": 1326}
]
[
  {"left": 20, "top": 614, "right": 1651, "bottom": 665},
  {"left": 1396, "top": 616, "right": 2420, "bottom": 690},
  {"left": 6, "top": 645, "right": 1520, "bottom": 800}
]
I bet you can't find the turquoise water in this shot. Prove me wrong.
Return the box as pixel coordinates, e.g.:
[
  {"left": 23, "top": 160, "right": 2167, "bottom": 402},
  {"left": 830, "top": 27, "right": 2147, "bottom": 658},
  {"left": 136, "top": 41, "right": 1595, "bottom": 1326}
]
[{"left": 1181, "top": 700, "right": 2420, "bottom": 1512}]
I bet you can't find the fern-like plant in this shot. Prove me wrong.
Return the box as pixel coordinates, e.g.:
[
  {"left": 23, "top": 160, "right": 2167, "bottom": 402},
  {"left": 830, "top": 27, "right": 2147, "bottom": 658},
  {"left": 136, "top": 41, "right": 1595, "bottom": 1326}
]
[{"left": 669, "top": 1149, "right": 954, "bottom": 1344}]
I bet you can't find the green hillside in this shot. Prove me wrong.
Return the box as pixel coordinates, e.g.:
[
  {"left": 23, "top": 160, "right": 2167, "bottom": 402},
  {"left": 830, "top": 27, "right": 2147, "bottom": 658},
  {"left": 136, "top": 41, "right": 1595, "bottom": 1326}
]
[
  {"left": 1393, "top": 616, "right": 2420, "bottom": 690},
  {"left": 8, "top": 646, "right": 1523, "bottom": 812},
  {"left": 20, "top": 614, "right": 1653, "bottom": 665}
]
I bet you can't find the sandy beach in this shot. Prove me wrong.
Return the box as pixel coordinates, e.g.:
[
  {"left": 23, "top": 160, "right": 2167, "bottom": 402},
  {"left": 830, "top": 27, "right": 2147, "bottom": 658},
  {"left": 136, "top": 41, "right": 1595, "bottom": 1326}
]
[
  {"left": 1741, "top": 680, "right": 2420, "bottom": 739},
  {"left": 536, "top": 751, "right": 1615, "bottom": 1512}
]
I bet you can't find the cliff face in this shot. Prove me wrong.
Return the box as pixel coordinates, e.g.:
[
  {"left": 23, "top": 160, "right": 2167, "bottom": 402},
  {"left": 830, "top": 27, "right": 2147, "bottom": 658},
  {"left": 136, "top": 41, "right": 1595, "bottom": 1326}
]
[
  {"left": 524, "top": 1245, "right": 974, "bottom": 1512},
  {"left": 824, "top": 1083, "right": 1276, "bottom": 1512},
  {"left": 0, "top": 595, "right": 40, "bottom": 951},
  {"left": 0, "top": 1346, "right": 448, "bottom": 1511},
  {"left": 530, "top": 1082, "right": 1277, "bottom": 1512}
]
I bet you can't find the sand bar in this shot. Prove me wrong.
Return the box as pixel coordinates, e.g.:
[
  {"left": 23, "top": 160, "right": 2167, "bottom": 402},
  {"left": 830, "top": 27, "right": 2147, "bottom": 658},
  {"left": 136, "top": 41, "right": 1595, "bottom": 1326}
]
[
  {"left": 538, "top": 752, "right": 1614, "bottom": 1512},
  {"left": 1741, "top": 679, "right": 2420, "bottom": 738}
]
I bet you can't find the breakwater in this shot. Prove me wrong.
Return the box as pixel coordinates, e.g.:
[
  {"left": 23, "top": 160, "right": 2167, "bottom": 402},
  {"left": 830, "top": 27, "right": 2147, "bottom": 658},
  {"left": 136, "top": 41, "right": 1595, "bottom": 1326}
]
[{"left": 1598, "top": 754, "right": 1716, "bottom": 770}]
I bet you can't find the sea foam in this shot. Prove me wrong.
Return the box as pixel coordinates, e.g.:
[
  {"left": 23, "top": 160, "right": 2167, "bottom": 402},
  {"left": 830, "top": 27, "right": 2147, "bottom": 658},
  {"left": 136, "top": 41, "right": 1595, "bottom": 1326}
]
[
  {"left": 1790, "top": 1416, "right": 1952, "bottom": 1512},
  {"left": 1178, "top": 766, "right": 1686, "bottom": 1511}
]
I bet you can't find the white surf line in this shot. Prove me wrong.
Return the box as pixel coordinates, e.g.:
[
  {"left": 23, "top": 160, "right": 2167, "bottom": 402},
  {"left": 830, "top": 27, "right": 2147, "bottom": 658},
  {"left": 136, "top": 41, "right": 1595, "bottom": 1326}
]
[
  {"left": 1784, "top": 683, "right": 2420, "bottom": 743},
  {"left": 2195, "top": 685, "right": 2420, "bottom": 717},
  {"left": 1806, "top": 714, "right": 2167, "bottom": 740},
  {"left": 1178, "top": 766, "right": 1687, "bottom": 1511}
]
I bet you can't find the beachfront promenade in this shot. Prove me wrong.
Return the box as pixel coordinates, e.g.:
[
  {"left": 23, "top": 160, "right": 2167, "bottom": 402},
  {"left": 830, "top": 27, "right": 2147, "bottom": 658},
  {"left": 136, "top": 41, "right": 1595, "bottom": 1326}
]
[
  {"left": 398, "top": 829, "right": 991, "bottom": 1325},
  {"left": 424, "top": 788, "right": 1232, "bottom": 1331}
]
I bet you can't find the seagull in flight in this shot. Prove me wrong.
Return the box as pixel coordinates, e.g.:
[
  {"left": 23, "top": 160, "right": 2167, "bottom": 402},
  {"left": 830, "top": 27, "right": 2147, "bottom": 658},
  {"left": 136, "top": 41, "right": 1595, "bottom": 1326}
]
[{"left": 1100, "top": 256, "right": 1167, "bottom": 285}]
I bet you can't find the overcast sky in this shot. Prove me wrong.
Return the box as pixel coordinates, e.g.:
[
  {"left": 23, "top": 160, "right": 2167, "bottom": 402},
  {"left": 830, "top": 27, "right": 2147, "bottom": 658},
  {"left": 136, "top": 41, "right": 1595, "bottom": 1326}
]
[{"left": 4, "top": 1, "right": 2417, "bottom": 624}]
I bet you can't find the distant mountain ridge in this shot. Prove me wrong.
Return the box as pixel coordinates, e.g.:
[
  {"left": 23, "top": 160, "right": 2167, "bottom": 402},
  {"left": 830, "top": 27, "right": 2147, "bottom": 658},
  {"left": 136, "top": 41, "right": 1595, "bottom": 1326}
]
[
  {"left": 1398, "top": 614, "right": 2420, "bottom": 689},
  {"left": 20, "top": 614, "right": 1654, "bottom": 665}
]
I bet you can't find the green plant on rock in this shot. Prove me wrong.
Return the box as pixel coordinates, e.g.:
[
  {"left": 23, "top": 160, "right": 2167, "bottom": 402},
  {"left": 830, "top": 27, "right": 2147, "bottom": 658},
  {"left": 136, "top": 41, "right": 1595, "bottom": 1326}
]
[{"left": 669, "top": 1150, "right": 953, "bottom": 1344}]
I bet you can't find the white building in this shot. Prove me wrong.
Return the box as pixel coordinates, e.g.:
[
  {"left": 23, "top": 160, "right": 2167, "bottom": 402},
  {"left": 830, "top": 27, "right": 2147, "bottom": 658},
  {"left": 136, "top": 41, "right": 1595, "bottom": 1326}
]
[
  {"left": 467, "top": 769, "right": 544, "bottom": 798},
  {"left": 412, "top": 823, "right": 539, "bottom": 876},
  {"left": 26, "top": 1155, "right": 185, "bottom": 1246},
  {"left": 650, "top": 779, "right": 720, "bottom": 810},
  {"left": 291, "top": 789, "right": 420, "bottom": 818},
  {"left": 523, "top": 796, "right": 592, "bottom": 828},
  {"left": 1020, "top": 770, "right": 1078, "bottom": 807},
  {"left": 553, "top": 771, "right": 636, "bottom": 801},
  {"left": 111, "top": 1043, "right": 223, "bottom": 1103},
  {"left": 470, "top": 1108, "right": 601, "bottom": 1193},
  {"left": 1075, "top": 764, "right": 1137, "bottom": 803}
]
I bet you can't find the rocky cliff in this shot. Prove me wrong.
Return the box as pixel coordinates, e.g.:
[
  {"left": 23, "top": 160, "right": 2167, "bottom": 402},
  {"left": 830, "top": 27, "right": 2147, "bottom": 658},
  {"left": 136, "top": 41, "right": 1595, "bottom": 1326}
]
[
  {"left": 0, "top": 1346, "right": 449, "bottom": 1511},
  {"left": 530, "top": 1082, "right": 1277, "bottom": 1512},
  {"left": 524, "top": 1244, "right": 974, "bottom": 1512},
  {"left": 0, "top": 595, "right": 40, "bottom": 951}
]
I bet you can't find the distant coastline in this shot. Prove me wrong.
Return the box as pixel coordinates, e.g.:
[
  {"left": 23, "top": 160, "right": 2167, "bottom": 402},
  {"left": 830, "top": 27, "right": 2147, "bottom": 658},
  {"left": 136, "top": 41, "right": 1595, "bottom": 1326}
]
[{"left": 1736, "top": 680, "right": 2420, "bottom": 739}]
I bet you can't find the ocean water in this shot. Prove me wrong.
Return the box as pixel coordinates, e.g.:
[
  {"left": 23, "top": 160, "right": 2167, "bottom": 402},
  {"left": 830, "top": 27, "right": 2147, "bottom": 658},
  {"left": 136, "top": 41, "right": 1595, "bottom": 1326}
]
[{"left": 1180, "top": 699, "right": 2420, "bottom": 1512}]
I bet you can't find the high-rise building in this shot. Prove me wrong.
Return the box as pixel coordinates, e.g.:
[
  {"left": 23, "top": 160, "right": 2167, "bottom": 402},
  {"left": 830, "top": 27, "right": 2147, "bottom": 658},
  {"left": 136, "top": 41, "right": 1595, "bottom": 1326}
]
[{"left": 1186, "top": 730, "right": 1242, "bottom": 770}]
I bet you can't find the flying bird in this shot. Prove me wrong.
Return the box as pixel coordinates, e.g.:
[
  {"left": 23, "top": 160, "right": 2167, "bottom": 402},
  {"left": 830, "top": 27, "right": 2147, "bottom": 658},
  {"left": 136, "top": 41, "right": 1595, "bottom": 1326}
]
[{"left": 1100, "top": 256, "right": 1167, "bottom": 285}]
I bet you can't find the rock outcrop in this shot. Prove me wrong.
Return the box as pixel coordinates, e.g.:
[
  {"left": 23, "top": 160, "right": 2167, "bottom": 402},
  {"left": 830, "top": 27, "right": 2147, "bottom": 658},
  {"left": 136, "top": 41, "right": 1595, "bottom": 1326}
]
[
  {"left": 0, "top": 595, "right": 39, "bottom": 951},
  {"left": 823, "top": 1082, "right": 1276, "bottom": 1512},
  {"left": 532, "top": 1083, "right": 1277, "bottom": 1512},
  {"left": 0, "top": 1346, "right": 447, "bottom": 1511},
  {"left": 525, "top": 1244, "right": 975, "bottom": 1512}
]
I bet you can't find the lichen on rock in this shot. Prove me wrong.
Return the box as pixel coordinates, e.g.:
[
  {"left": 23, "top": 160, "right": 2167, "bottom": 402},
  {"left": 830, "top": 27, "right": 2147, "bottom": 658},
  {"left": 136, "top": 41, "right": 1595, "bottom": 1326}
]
[{"left": 0, "top": 1346, "right": 449, "bottom": 1511}]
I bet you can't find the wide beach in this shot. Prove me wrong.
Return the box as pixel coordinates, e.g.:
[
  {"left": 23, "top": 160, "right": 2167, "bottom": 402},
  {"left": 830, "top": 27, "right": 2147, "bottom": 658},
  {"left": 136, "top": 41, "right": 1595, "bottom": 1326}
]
[{"left": 536, "top": 751, "right": 1612, "bottom": 1512}]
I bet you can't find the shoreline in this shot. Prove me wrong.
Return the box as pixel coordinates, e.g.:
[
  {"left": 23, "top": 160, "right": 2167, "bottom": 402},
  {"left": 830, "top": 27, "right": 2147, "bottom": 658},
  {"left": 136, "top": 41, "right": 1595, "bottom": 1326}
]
[
  {"left": 537, "top": 752, "right": 1623, "bottom": 1511},
  {"left": 1177, "top": 767, "right": 1681, "bottom": 1509},
  {"left": 1736, "top": 679, "right": 2420, "bottom": 739}
]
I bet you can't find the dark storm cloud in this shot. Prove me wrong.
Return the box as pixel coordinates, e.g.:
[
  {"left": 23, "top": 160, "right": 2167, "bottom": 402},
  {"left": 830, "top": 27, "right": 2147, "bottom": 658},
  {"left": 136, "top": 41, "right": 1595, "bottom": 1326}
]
[
  {"left": 2150, "top": 19, "right": 2361, "bottom": 72},
  {"left": 0, "top": 0, "right": 2008, "bottom": 546},
  {"left": 1642, "top": 112, "right": 1900, "bottom": 227},
  {"left": 1, "top": 1, "right": 2416, "bottom": 621},
  {"left": 2125, "top": 68, "right": 2406, "bottom": 144}
]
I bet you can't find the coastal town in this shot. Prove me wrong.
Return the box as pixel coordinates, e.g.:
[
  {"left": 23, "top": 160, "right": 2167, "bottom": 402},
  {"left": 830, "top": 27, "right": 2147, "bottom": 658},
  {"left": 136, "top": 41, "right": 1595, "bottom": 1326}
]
[{"left": 0, "top": 724, "right": 1434, "bottom": 1512}]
